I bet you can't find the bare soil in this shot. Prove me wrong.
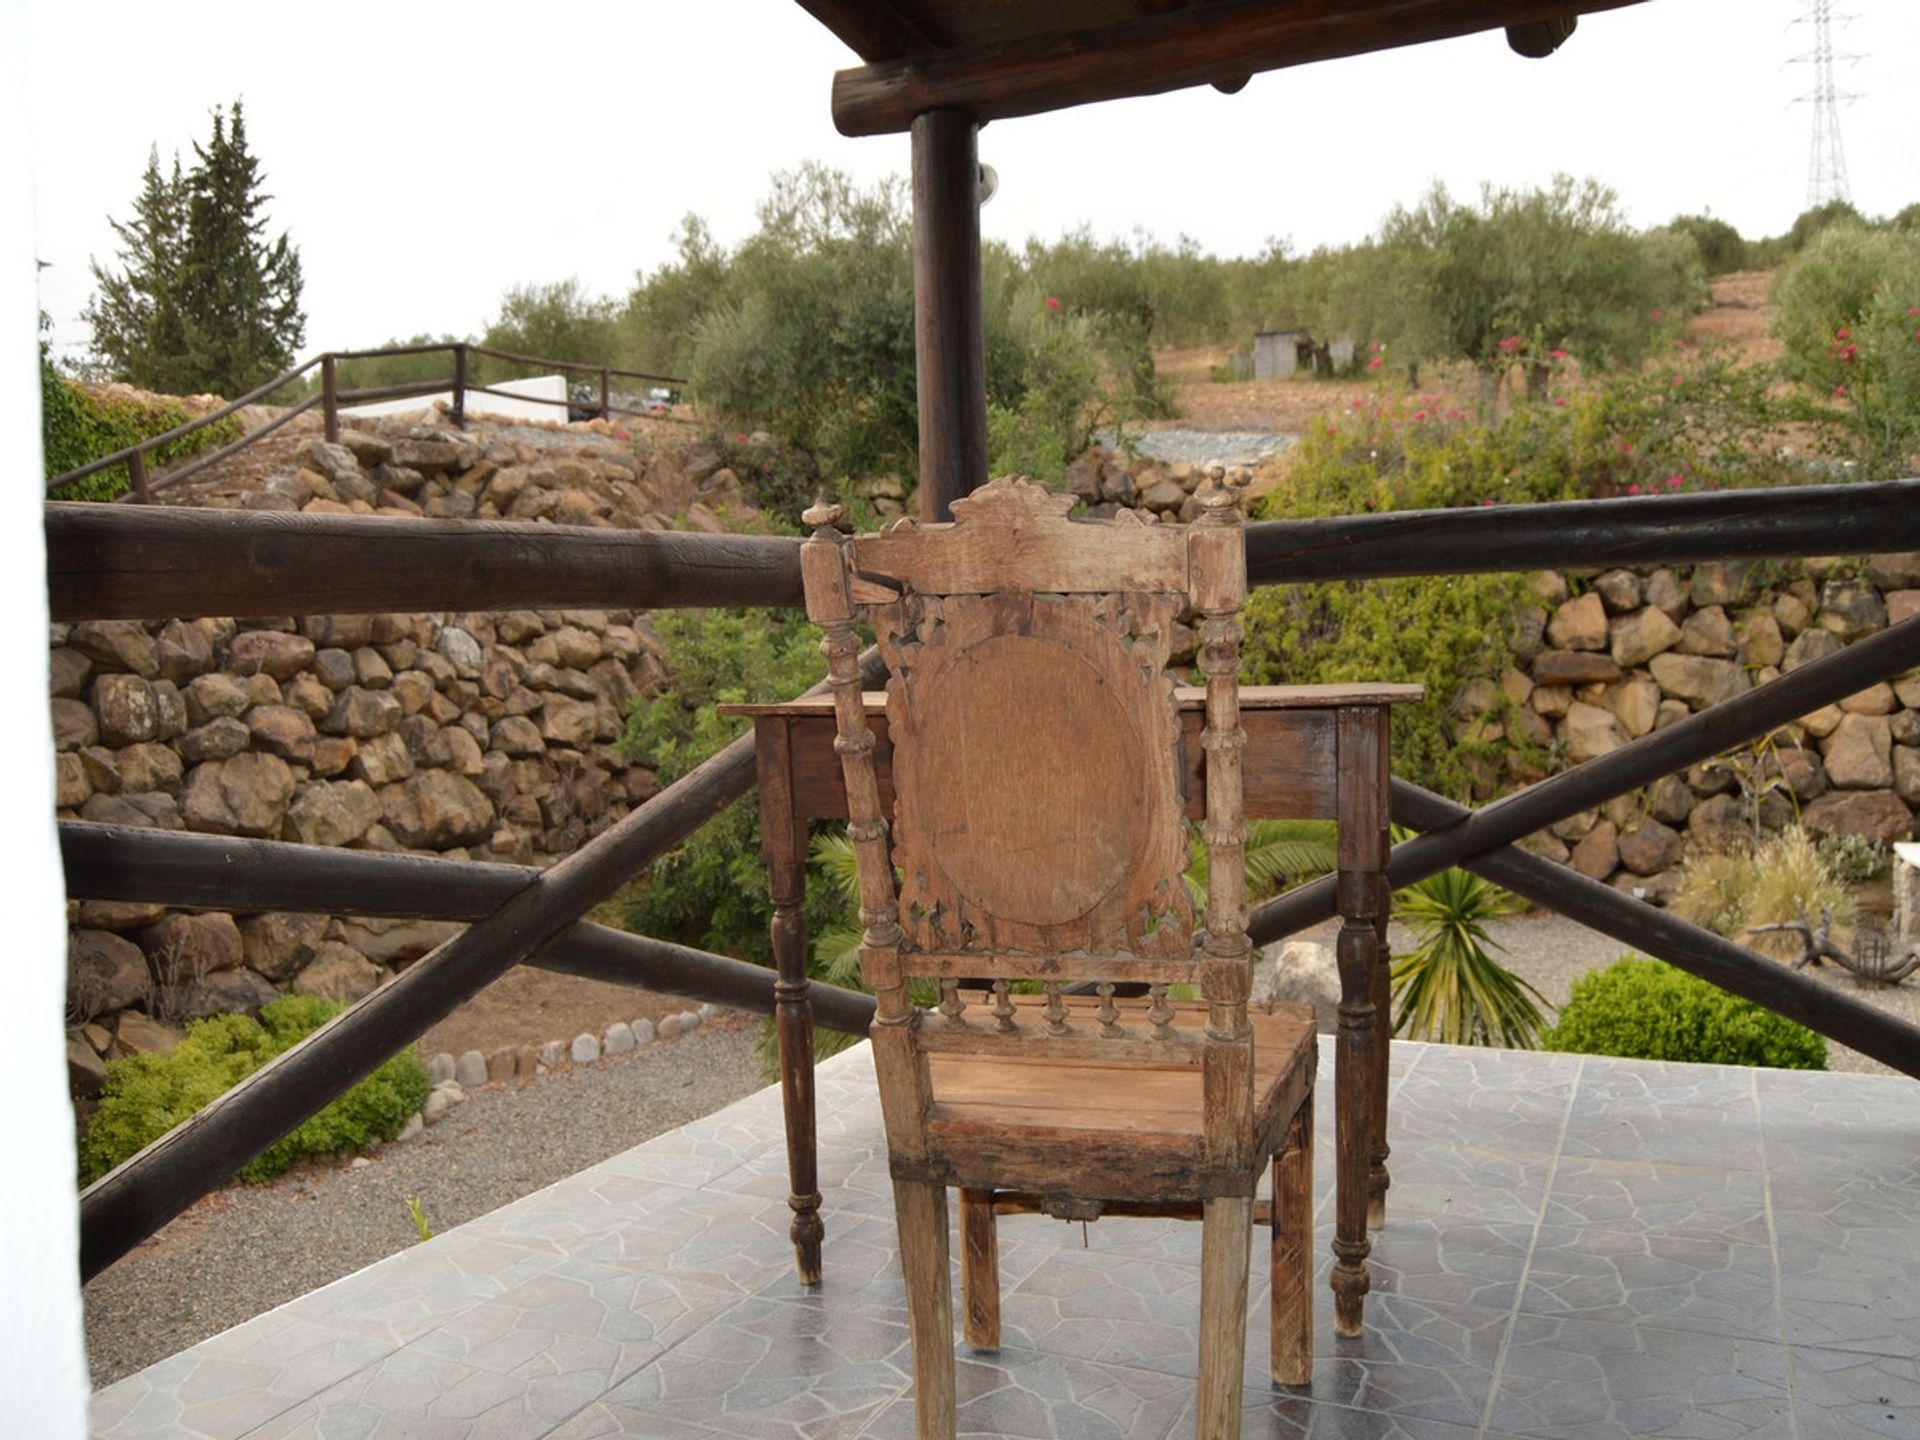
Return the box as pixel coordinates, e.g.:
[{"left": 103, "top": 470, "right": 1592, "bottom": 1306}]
[{"left": 413, "top": 966, "right": 712, "bottom": 1061}]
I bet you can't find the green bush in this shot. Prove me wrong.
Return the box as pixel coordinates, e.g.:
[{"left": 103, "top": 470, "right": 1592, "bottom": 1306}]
[
  {"left": 80, "top": 995, "right": 430, "bottom": 1185},
  {"left": 1543, "top": 956, "right": 1826, "bottom": 1069},
  {"left": 42, "top": 363, "right": 241, "bottom": 502}
]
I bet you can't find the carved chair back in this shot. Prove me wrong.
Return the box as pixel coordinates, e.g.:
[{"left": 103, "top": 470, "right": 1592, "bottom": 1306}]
[{"left": 800, "top": 476, "right": 1253, "bottom": 1169}]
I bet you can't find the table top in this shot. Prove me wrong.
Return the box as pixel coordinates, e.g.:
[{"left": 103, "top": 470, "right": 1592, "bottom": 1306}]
[{"left": 721, "top": 682, "right": 1423, "bottom": 717}]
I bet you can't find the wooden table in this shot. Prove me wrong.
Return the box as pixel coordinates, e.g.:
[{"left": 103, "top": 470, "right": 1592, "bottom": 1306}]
[{"left": 725, "top": 682, "right": 1421, "bottom": 1296}]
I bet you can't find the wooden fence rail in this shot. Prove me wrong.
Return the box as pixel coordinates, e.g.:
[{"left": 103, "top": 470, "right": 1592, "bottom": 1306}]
[{"left": 44, "top": 478, "right": 1920, "bottom": 623}]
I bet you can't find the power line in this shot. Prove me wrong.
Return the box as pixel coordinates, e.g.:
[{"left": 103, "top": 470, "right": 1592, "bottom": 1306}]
[{"left": 1788, "top": 0, "right": 1862, "bottom": 207}]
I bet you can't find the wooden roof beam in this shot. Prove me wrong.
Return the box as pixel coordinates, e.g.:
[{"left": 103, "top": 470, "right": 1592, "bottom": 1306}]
[{"left": 831, "top": 0, "right": 1648, "bottom": 136}]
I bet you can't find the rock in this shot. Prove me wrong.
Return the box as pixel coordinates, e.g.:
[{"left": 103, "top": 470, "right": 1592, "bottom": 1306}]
[
  {"left": 334, "top": 916, "right": 462, "bottom": 966},
  {"left": 292, "top": 942, "right": 385, "bottom": 1004},
  {"left": 1564, "top": 701, "right": 1629, "bottom": 763},
  {"left": 1546, "top": 593, "right": 1608, "bottom": 651},
  {"left": 177, "top": 717, "right": 251, "bottom": 763},
  {"left": 1648, "top": 774, "right": 1695, "bottom": 825},
  {"left": 1609, "top": 608, "right": 1681, "bottom": 667},
  {"left": 550, "top": 626, "right": 603, "bottom": 669},
  {"left": 422, "top": 1089, "right": 455, "bottom": 1126},
  {"left": 1534, "top": 650, "right": 1623, "bottom": 686},
  {"left": 1570, "top": 821, "right": 1620, "bottom": 881},
  {"left": 1733, "top": 610, "right": 1784, "bottom": 667},
  {"left": 489, "top": 716, "right": 545, "bottom": 756},
  {"left": 1895, "top": 746, "right": 1920, "bottom": 806},
  {"left": 631, "top": 1018, "right": 655, "bottom": 1047},
  {"left": 1800, "top": 704, "right": 1845, "bottom": 739},
  {"left": 1690, "top": 560, "right": 1754, "bottom": 606},
  {"left": 1643, "top": 569, "right": 1688, "bottom": 622},
  {"left": 1822, "top": 714, "right": 1894, "bottom": 790},
  {"left": 323, "top": 685, "right": 403, "bottom": 738},
  {"left": 80, "top": 744, "right": 123, "bottom": 794},
  {"left": 540, "top": 1039, "right": 569, "bottom": 1070},
  {"left": 313, "top": 648, "right": 356, "bottom": 691},
  {"left": 1648, "top": 653, "right": 1749, "bottom": 708},
  {"left": 51, "top": 697, "right": 98, "bottom": 752},
  {"left": 1597, "top": 677, "right": 1661, "bottom": 739},
  {"left": 698, "top": 1002, "right": 718, "bottom": 1021},
  {"left": 1817, "top": 581, "right": 1887, "bottom": 640},
  {"left": 1250, "top": 939, "right": 1338, "bottom": 1031},
  {"left": 570, "top": 1032, "right": 600, "bottom": 1064},
  {"left": 394, "top": 1112, "right": 425, "bottom": 1143},
  {"left": 516, "top": 1044, "right": 540, "bottom": 1078},
  {"left": 184, "top": 672, "right": 251, "bottom": 724},
  {"left": 1840, "top": 683, "right": 1896, "bottom": 716},
  {"left": 69, "top": 1037, "right": 109, "bottom": 1097},
  {"left": 228, "top": 631, "right": 317, "bottom": 681},
  {"left": 1783, "top": 627, "right": 1843, "bottom": 673},
  {"left": 135, "top": 911, "right": 244, "bottom": 979},
  {"left": 248, "top": 704, "right": 318, "bottom": 763},
  {"left": 1776, "top": 746, "right": 1829, "bottom": 802},
  {"left": 55, "top": 752, "right": 91, "bottom": 808},
  {"left": 540, "top": 696, "right": 597, "bottom": 748},
  {"left": 115, "top": 743, "right": 184, "bottom": 795},
  {"left": 436, "top": 627, "right": 484, "bottom": 678},
  {"left": 163, "top": 967, "right": 281, "bottom": 1019},
  {"left": 183, "top": 752, "right": 296, "bottom": 836},
  {"left": 446, "top": 1050, "right": 486, "bottom": 1089},
  {"left": 1678, "top": 606, "right": 1738, "bottom": 658},
  {"left": 658, "top": 1013, "right": 686, "bottom": 1039},
  {"left": 679, "top": 1008, "right": 704, "bottom": 1033},
  {"left": 487, "top": 1047, "right": 518, "bottom": 1082},
  {"left": 114, "top": 1011, "right": 185, "bottom": 1057},
  {"left": 94, "top": 673, "right": 160, "bottom": 745},
  {"left": 351, "top": 731, "right": 415, "bottom": 787},
  {"left": 1612, "top": 869, "right": 1683, "bottom": 907},
  {"left": 70, "top": 620, "right": 160, "bottom": 677},
  {"left": 380, "top": 770, "right": 496, "bottom": 848},
  {"left": 284, "top": 673, "right": 335, "bottom": 721},
  {"left": 604, "top": 1021, "right": 636, "bottom": 1055},
  {"left": 1591, "top": 569, "right": 1641, "bottom": 612},
  {"left": 284, "top": 779, "right": 383, "bottom": 847},
  {"left": 49, "top": 646, "right": 92, "bottom": 698},
  {"left": 68, "top": 930, "right": 152, "bottom": 1017},
  {"left": 1801, "top": 790, "right": 1913, "bottom": 845},
  {"left": 427, "top": 1052, "right": 457, "bottom": 1084},
  {"left": 1616, "top": 818, "right": 1684, "bottom": 876},
  {"left": 1889, "top": 591, "right": 1920, "bottom": 627}
]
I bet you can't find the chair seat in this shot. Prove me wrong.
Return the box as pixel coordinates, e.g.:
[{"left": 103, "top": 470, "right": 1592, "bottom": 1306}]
[{"left": 910, "top": 998, "right": 1317, "bottom": 1205}]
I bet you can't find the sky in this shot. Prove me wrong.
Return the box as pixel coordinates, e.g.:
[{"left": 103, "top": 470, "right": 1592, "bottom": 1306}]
[{"left": 25, "top": 0, "right": 1920, "bottom": 369}]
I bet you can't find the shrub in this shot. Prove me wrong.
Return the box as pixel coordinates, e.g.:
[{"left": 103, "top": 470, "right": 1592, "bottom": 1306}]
[
  {"left": 1669, "top": 825, "right": 1858, "bottom": 961},
  {"left": 1543, "top": 956, "right": 1826, "bottom": 1069},
  {"left": 42, "top": 363, "right": 241, "bottom": 501},
  {"left": 81, "top": 995, "right": 430, "bottom": 1185}
]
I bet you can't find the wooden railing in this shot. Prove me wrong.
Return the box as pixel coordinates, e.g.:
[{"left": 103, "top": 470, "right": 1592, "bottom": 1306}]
[
  {"left": 44, "top": 342, "right": 691, "bottom": 504},
  {"left": 48, "top": 476, "right": 1920, "bottom": 1280}
]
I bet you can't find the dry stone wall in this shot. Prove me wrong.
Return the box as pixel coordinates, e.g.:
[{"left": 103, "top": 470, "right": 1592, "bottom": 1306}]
[{"left": 59, "top": 419, "right": 759, "bottom": 1100}]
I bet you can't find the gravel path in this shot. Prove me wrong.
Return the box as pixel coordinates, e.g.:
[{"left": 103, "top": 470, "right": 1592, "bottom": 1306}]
[
  {"left": 1096, "top": 428, "right": 1296, "bottom": 467},
  {"left": 82, "top": 1014, "right": 768, "bottom": 1386},
  {"left": 83, "top": 911, "right": 1915, "bottom": 1387}
]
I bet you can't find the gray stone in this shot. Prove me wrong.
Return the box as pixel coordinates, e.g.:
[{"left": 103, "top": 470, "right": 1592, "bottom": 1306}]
[
  {"left": 455, "top": 1049, "right": 489, "bottom": 1088},
  {"left": 68, "top": 929, "right": 152, "bottom": 1018},
  {"left": 427, "top": 1052, "right": 457, "bottom": 1085},
  {"left": 1784, "top": 627, "right": 1844, "bottom": 673},
  {"left": 1251, "top": 939, "right": 1338, "bottom": 1032},
  {"left": 631, "top": 1018, "right": 656, "bottom": 1047},
  {"left": 658, "top": 1013, "right": 687, "bottom": 1039},
  {"left": 422, "top": 1089, "right": 455, "bottom": 1126},
  {"left": 679, "top": 1008, "right": 704, "bottom": 1033},
  {"left": 1678, "top": 606, "right": 1738, "bottom": 658},
  {"left": 162, "top": 967, "right": 280, "bottom": 1019},
  {"left": 393, "top": 1112, "right": 424, "bottom": 1143},
  {"left": 1817, "top": 581, "right": 1887, "bottom": 640},
  {"left": 1643, "top": 568, "right": 1688, "bottom": 621},
  {"left": 570, "top": 1032, "right": 600, "bottom": 1063},
  {"left": 435, "top": 627, "right": 484, "bottom": 678},
  {"left": 1823, "top": 714, "right": 1894, "bottom": 790},
  {"left": 540, "top": 1039, "right": 569, "bottom": 1070},
  {"left": 1546, "top": 593, "right": 1608, "bottom": 651},
  {"left": 1609, "top": 607, "right": 1681, "bottom": 667},
  {"left": 603, "top": 1021, "right": 636, "bottom": 1055},
  {"left": 292, "top": 943, "right": 385, "bottom": 1004}
]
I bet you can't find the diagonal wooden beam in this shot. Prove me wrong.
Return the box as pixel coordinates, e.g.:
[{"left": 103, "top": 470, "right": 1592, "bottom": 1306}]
[
  {"left": 56, "top": 822, "right": 879, "bottom": 1034},
  {"left": 77, "top": 649, "right": 885, "bottom": 1281},
  {"left": 1249, "top": 611, "right": 1920, "bottom": 944},
  {"left": 830, "top": 0, "right": 1649, "bottom": 135},
  {"left": 1391, "top": 781, "right": 1920, "bottom": 1079}
]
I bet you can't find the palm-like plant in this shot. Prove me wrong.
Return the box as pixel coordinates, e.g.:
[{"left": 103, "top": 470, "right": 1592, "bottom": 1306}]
[
  {"left": 1185, "top": 819, "right": 1338, "bottom": 912},
  {"left": 1389, "top": 865, "right": 1546, "bottom": 1048}
]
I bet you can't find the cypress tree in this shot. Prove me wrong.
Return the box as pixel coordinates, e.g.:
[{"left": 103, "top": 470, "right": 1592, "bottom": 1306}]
[{"left": 85, "top": 101, "right": 306, "bottom": 396}]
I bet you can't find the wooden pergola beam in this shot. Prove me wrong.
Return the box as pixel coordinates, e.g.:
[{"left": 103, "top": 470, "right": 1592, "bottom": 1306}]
[{"left": 830, "top": 0, "right": 1649, "bottom": 135}]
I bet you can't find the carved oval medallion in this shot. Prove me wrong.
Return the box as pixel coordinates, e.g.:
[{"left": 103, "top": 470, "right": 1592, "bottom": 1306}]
[{"left": 905, "top": 632, "right": 1147, "bottom": 928}]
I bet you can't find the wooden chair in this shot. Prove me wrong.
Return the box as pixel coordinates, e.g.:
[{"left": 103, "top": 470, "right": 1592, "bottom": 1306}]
[{"left": 799, "top": 475, "right": 1338, "bottom": 1440}]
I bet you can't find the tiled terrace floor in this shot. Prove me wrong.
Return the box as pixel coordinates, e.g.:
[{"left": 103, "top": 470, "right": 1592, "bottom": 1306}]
[{"left": 93, "top": 1040, "right": 1920, "bottom": 1440}]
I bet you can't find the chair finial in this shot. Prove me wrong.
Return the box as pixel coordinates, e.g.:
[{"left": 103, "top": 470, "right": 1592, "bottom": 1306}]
[{"left": 803, "top": 496, "right": 846, "bottom": 534}]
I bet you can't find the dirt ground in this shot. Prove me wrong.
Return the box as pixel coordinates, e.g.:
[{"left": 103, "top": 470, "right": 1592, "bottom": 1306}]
[{"left": 413, "top": 967, "right": 714, "bottom": 1060}]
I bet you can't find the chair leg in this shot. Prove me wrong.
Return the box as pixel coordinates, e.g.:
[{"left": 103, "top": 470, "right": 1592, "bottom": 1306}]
[
  {"left": 892, "top": 1179, "right": 957, "bottom": 1440},
  {"left": 959, "top": 1187, "right": 1000, "bottom": 1350},
  {"left": 1196, "top": 1194, "right": 1252, "bottom": 1440},
  {"left": 1270, "top": 1097, "right": 1313, "bottom": 1386}
]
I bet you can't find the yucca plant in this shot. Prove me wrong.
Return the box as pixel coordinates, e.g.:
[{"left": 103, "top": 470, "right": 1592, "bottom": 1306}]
[
  {"left": 1185, "top": 819, "right": 1338, "bottom": 912},
  {"left": 1390, "top": 865, "right": 1547, "bottom": 1049}
]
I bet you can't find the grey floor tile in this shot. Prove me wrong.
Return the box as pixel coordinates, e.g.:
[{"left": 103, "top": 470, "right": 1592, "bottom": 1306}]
[
  {"left": 593, "top": 1295, "right": 911, "bottom": 1439},
  {"left": 857, "top": 1346, "right": 1192, "bottom": 1439},
  {"left": 1543, "top": 1158, "right": 1771, "bottom": 1247},
  {"left": 1560, "top": 1095, "right": 1764, "bottom": 1171},
  {"left": 1516, "top": 1224, "right": 1781, "bottom": 1343},
  {"left": 1489, "top": 1311, "right": 1795, "bottom": 1439},
  {"left": 1315, "top": 1218, "right": 1533, "bottom": 1313},
  {"left": 1790, "top": 1345, "right": 1920, "bottom": 1440},
  {"left": 1379, "top": 1142, "right": 1555, "bottom": 1227}
]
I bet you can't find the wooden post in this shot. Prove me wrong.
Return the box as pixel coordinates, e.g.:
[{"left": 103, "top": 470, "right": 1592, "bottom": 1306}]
[
  {"left": 127, "top": 449, "right": 151, "bottom": 505},
  {"left": 599, "top": 366, "right": 611, "bottom": 422},
  {"left": 910, "top": 110, "right": 987, "bottom": 523},
  {"left": 1369, "top": 719, "right": 1392, "bottom": 1232},
  {"left": 451, "top": 343, "right": 468, "bottom": 430},
  {"left": 321, "top": 354, "right": 339, "bottom": 443},
  {"left": 755, "top": 719, "right": 825, "bottom": 1284}
]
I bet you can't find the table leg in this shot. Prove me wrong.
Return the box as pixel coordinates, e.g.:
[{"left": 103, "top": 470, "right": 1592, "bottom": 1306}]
[
  {"left": 757, "top": 722, "right": 824, "bottom": 1285},
  {"left": 1369, "top": 821, "right": 1392, "bottom": 1232}
]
